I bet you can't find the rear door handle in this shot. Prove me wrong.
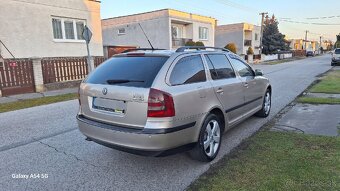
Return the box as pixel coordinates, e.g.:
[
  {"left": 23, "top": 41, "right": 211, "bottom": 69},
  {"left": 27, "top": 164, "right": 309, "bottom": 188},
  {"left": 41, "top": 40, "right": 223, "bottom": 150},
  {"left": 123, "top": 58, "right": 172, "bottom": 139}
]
[
  {"left": 216, "top": 88, "right": 224, "bottom": 94},
  {"left": 244, "top": 82, "right": 249, "bottom": 87}
]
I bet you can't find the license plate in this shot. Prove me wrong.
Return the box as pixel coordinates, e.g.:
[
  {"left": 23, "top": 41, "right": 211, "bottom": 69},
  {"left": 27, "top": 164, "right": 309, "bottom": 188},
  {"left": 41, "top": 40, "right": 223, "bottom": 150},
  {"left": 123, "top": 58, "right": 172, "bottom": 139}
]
[{"left": 92, "top": 97, "right": 126, "bottom": 113}]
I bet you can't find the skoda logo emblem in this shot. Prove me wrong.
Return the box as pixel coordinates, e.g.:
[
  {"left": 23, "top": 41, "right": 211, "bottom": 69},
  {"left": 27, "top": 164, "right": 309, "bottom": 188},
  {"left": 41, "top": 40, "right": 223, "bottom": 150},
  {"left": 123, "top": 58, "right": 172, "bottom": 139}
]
[{"left": 102, "top": 88, "right": 108, "bottom": 95}]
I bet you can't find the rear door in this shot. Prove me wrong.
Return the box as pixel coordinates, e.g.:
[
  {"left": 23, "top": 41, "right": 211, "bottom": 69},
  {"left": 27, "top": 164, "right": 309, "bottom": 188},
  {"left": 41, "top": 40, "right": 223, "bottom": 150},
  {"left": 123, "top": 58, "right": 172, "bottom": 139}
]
[
  {"left": 165, "top": 54, "right": 214, "bottom": 123},
  {"left": 229, "top": 56, "right": 263, "bottom": 114},
  {"left": 79, "top": 56, "right": 168, "bottom": 129},
  {"left": 204, "top": 54, "right": 245, "bottom": 123}
]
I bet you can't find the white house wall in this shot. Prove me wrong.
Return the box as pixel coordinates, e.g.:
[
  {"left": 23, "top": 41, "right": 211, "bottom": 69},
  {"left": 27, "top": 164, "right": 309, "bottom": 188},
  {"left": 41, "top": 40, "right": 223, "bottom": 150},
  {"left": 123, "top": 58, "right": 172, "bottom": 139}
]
[
  {"left": 102, "top": 17, "right": 171, "bottom": 49},
  {"left": 0, "top": 0, "right": 103, "bottom": 58}
]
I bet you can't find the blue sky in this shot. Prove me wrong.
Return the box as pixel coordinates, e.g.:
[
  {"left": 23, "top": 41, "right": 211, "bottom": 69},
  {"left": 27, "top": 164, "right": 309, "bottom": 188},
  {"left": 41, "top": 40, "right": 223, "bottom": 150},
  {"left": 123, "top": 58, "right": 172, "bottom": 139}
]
[{"left": 101, "top": 0, "right": 340, "bottom": 41}]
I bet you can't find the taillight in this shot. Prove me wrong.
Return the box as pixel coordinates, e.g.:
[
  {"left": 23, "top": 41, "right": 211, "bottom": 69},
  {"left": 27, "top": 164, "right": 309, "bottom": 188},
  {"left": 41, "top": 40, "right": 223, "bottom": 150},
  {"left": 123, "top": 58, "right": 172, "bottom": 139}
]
[{"left": 147, "top": 88, "right": 175, "bottom": 117}]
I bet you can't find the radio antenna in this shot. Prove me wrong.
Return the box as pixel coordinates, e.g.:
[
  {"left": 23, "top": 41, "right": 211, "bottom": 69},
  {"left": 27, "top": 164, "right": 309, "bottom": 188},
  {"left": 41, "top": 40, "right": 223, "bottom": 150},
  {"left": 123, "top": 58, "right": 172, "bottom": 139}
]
[{"left": 138, "top": 23, "right": 155, "bottom": 50}]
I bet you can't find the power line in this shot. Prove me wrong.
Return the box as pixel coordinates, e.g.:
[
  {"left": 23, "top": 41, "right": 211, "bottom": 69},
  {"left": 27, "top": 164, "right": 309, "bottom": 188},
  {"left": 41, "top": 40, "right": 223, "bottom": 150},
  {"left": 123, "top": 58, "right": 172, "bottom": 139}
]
[
  {"left": 279, "top": 19, "right": 340, "bottom": 26},
  {"left": 306, "top": 15, "right": 340, "bottom": 20},
  {"left": 214, "top": 0, "right": 258, "bottom": 13}
]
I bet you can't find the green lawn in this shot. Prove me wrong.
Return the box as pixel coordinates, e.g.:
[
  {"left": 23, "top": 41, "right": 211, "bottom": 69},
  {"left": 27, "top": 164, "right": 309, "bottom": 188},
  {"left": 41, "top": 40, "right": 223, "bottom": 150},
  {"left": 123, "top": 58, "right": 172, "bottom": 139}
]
[
  {"left": 188, "top": 131, "right": 340, "bottom": 191},
  {"left": 310, "top": 71, "right": 340, "bottom": 94},
  {"left": 298, "top": 97, "right": 340, "bottom": 104},
  {"left": 0, "top": 93, "right": 78, "bottom": 113}
]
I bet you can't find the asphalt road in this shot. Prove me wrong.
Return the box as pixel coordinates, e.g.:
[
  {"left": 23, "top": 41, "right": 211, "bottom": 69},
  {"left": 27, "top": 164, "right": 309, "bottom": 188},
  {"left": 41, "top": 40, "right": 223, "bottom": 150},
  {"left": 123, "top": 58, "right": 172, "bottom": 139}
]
[{"left": 0, "top": 55, "right": 333, "bottom": 191}]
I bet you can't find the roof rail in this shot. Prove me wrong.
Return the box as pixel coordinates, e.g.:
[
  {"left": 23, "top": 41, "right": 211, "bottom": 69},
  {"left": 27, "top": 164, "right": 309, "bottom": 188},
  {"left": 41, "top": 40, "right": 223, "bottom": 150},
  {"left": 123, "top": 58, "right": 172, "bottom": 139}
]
[
  {"left": 122, "top": 48, "right": 166, "bottom": 53},
  {"left": 175, "top": 46, "right": 230, "bottom": 53}
]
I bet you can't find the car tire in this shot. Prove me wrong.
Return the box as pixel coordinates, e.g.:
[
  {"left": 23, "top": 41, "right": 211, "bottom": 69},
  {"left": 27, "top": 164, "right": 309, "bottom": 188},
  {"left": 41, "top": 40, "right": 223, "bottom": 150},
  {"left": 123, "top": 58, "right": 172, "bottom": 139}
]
[
  {"left": 255, "top": 89, "right": 271, "bottom": 118},
  {"left": 189, "top": 114, "right": 222, "bottom": 162}
]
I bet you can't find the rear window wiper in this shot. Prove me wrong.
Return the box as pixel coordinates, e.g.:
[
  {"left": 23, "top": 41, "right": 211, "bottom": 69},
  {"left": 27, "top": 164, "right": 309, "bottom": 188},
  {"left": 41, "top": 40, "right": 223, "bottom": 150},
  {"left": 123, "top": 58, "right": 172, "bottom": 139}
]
[{"left": 106, "top": 79, "right": 145, "bottom": 84}]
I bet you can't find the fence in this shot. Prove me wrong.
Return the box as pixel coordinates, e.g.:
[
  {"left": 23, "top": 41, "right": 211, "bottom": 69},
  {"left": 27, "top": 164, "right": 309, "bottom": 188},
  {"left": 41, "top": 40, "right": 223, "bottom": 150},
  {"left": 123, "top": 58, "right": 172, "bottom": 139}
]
[
  {"left": 262, "top": 54, "right": 278, "bottom": 61},
  {"left": 94, "top": 56, "right": 106, "bottom": 67},
  {"left": 0, "top": 58, "right": 35, "bottom": 96},
  {"left": 292, "top": 50, "right": 306, "bottom": 57},
  {"left": 41, "top": 57, "right": 88, "bottom": 84}
]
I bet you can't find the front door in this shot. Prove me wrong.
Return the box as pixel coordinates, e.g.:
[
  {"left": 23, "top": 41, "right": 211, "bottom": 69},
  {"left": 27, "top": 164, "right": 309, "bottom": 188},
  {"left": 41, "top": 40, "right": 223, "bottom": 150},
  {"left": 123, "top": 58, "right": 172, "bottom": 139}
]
[{"left": 229, "top": 57, "right": 263, "bottom": 115}]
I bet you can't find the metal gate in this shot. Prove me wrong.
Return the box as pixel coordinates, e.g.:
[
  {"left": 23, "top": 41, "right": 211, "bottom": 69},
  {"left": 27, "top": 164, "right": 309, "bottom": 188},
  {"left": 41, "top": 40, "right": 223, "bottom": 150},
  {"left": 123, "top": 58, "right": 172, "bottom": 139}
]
[{"left": 0, "top": 59, "right": 35, "bottom": 96}]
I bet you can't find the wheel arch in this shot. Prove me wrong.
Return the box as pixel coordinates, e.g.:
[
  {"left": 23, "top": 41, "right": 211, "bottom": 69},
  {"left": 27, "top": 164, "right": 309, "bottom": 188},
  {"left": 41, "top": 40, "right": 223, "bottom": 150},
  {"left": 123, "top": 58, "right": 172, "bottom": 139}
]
[{"left": 193, "top": 106, "right": 226, "bottom": 142}]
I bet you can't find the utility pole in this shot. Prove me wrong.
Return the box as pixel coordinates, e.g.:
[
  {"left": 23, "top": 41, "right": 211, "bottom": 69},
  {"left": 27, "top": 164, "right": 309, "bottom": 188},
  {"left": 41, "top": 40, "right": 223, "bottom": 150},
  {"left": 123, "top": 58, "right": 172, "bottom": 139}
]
[
  {"left": 304, "top": 30, "right": 309, "bottom": 51},
  {"left": 259, "top": 12, "right": 268, "bottom": 55},
  {"left": 319, "top": 36, "right": 322, "bottom": 54}
]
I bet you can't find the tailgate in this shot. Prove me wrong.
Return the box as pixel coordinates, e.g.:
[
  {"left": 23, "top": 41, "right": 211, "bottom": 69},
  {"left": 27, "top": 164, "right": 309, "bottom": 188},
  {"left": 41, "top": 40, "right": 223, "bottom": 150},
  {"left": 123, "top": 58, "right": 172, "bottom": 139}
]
[{"left": 80, "top": 83, "right": 149, "bottom": 129}]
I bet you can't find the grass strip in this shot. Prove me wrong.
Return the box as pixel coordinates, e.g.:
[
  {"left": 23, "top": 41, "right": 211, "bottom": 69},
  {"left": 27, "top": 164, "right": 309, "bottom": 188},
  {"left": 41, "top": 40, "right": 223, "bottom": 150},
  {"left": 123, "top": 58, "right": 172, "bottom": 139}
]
[
  {"left": 189, "top": 131, "right": 340, "bottom": 191},
  {"left": 0, "top": 93, "right": 77, "bottom": 113},
  {"left": 298, "top": 97, "right": 340, "bottom": 104},
  {"left": 310, "top": 70, "right": 340, "bottom": 94}
]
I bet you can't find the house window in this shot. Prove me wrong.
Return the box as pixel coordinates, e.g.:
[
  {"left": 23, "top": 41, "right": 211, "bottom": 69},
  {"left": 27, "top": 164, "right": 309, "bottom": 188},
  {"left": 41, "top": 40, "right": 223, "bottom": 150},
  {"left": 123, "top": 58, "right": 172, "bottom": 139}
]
[
  {"left": 76, "top": 22, "right": 85, "bottom": 40},
  {"left": 52, "top": 18, "right": 63, "bottom": 39},
  {"left": 52, "top": 17, "right": 86, "bottom": 41},
  {"left": 171, "top": 25, "right": 183, "bottom": 39},
  {"left": 64, "top": 20, "right": 75, "bottom": 39},
  {"left": 118, "top": 28, "right": 126, "bottom": 35},
  {"left": 199, "top": 27, "right": 208, "bottom": 40},
  {"left": 255, "top": 33, "right": 259, "bottom": 41}
]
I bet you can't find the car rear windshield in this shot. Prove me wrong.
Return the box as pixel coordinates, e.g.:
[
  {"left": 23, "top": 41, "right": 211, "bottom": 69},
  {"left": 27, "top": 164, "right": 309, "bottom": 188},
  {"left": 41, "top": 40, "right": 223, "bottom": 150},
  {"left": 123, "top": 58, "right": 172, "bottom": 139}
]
[
  {"left": 85, "top": 56, "right": 168, "bottom": 88},
  {"left": 335, "top": 49, "right": 340, "bottom": 54}
]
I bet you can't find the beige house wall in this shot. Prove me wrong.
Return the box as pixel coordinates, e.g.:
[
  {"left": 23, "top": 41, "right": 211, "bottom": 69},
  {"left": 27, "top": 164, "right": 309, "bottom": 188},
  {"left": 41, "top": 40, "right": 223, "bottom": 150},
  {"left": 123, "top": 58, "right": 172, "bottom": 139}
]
[{"left": 0, "top": 0, "right": 103, "bottom": 58}]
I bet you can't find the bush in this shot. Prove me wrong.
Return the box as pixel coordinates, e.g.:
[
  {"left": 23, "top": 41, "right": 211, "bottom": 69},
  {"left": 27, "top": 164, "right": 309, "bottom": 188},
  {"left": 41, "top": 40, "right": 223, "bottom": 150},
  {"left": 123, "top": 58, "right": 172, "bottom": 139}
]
[
  {"left": 224, "top": 43, "right": 237, "bottom": 54},
  {"left": 185, "top": 40, "right": 196, "bottom": 46},
  {"left": 185, "top": 41, "right": 205, "bottom": 47},
  {"left": 195, "top": 41, "right": 205, "bottom": 47},
  {"left": 247, "top": 47, "right": 254, "bottom": 55}
]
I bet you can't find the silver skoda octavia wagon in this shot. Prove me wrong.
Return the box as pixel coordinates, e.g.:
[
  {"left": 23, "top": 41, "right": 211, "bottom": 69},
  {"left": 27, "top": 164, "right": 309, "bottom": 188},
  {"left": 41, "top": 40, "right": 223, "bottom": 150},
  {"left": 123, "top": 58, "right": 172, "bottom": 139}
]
[{"left": 77, "top": 47, "right": 271, "bottom": 162}]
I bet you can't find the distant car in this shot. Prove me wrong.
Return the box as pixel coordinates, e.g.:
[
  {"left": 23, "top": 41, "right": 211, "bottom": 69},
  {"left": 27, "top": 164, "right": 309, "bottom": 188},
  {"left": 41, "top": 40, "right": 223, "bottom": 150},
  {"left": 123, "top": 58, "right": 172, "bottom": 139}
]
[
  {"left": 331, "top": 48, "right": 340, "bottom": 66},
  {"left": 76, "top": 46, "right": 272, "bottom": 162},
  {"left": 306, "top": 51, "right": 315, "bottom": 57}
]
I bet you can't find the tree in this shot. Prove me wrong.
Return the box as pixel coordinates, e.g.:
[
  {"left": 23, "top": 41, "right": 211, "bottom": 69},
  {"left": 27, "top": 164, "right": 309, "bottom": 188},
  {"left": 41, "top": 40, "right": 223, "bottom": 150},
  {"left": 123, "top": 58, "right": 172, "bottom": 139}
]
[
  {"left": 262, "top": 14, "right": 290, "bottom": 55},
  {"left": 247, "top": 47, "right": 254, "bottom": 55},
  {"left": 327, "top": 41, "right": 334, "bottom": 51},
  {"left": 335, "top": 34, "right": 340, "bottom": 49},
  {"left": 224, "top": 43, "right": 237, "bottom": 54}
]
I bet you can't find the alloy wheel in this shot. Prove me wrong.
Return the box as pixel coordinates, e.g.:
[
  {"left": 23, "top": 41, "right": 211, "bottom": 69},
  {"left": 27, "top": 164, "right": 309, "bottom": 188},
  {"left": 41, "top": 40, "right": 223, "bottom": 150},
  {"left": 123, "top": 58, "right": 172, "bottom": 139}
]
[{"left": 203, "top": 120, "right": 221, "bottom": 157}]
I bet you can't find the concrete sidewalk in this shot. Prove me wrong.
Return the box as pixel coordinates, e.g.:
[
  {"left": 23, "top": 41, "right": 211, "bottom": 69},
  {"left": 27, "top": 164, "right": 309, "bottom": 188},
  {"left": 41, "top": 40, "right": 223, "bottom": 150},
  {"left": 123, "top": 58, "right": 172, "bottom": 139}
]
[
  {"left": 272, "top": 103, "right": 340, "bottom": 137},
  {"left": 0, "top": 88, "right": 78, "bottom": 104}
]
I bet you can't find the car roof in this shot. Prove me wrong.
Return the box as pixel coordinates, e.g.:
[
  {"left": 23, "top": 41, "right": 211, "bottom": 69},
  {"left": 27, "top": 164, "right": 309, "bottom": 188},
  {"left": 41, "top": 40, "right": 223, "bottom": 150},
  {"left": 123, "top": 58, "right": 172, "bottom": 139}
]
[{"left": 113, "top": 47, "right": 232, "bottom": 58}]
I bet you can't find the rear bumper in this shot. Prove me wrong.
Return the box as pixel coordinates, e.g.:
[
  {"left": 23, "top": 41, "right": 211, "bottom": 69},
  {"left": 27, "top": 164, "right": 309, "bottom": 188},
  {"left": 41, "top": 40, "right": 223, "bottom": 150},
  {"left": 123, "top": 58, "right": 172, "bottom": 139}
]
[{"left": 77, "top": 115, "right": 197, "bottom": 156}]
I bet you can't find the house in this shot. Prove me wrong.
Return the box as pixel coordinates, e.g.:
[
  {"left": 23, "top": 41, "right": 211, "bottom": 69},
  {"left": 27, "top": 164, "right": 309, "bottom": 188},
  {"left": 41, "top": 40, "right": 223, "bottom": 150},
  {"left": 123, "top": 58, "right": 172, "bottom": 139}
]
[
  {"left": 289, "top": 39, "right": 319, "bottom": 51},
  {"left": 215, "top": 23, "right": 261, "bottom": 56},
  {"left": 0, "top": 0, "right": 103, "bottom": 59},
  {"left": 101, "top": 9, "right": 216, "bottom": 57}
]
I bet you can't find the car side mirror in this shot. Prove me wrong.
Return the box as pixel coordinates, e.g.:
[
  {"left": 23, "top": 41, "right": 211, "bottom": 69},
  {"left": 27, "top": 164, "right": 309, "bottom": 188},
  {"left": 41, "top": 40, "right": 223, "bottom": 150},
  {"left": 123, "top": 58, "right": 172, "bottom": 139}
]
[{"left": 255, "top": 69, "right": 263, "bottom": 76}]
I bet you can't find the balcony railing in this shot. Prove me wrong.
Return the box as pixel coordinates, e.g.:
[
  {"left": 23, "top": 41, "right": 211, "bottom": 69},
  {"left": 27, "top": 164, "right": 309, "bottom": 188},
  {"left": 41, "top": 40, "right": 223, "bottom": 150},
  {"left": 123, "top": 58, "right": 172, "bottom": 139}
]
[
  {"left": 172, "top": 38, "right": 193, "bottom": 47},
  {"left": 244, "top": 40, "right": 252, "bottom": 46}
]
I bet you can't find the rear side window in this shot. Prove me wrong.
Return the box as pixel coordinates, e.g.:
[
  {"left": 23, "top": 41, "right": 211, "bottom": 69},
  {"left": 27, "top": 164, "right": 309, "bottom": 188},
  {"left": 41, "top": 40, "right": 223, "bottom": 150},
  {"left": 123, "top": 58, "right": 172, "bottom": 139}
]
[
  {"left": 170, "top": 55, "right": 206, "bottom": 86},
  {"left": 205, "top": 54, "right": 236, "bottom": 80},
  {"left": 86, "top": 56, "right": 168, "bottom": 88}
]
